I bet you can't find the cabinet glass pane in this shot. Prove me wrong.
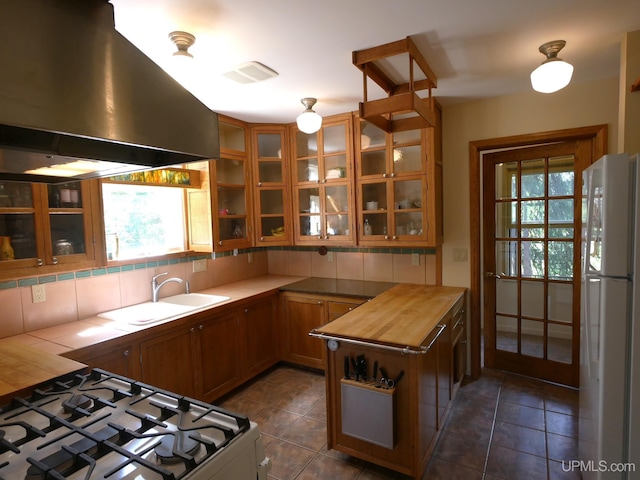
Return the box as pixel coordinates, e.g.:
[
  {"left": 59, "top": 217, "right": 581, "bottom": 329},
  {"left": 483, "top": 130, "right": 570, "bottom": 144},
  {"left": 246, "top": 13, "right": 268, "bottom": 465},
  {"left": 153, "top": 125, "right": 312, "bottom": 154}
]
[
  {"left": 324, "top": 155, "right": 347, "bottom": 179},
  {"left": 49, "top": 182, "right": 82, "bottom": 208},
  {"left": 219, "top": 218, "right": 246, "bottom": 241},
  {"left": 361, "top": 150, "right": 386, "bottom": 176},
  {"left": 260, "top": 190, "right": 284, "bottom": 215},
  {"left": 217, "top": 186, "right": 245, "bottom": 215},
  {"left": 300, "top": 215, "right": 321, "bottom": 236},
  {"left": 393, "top": 129, "right": 421, "bottom": 145},
  {"left": 323, "top": 125, "right": 346, "bottom": 154},
  {"left": 392, "top": 145, "right": 422, "bottom": 173},
  {"left": 362, "top": 182, "right": 387, "bottom": 210},
  {"left": 395, "top": 211, "right": 422, "bottom": 236},
  {"left": 216, "top": 158, "right": 245, "bottom": 185},
  {"left": 260, "top": 217, "right": 285, "bottom": 237},
  {"left": 296, "top": 131, "right": 318, "bottom": 157},
  {"left": 0, "top": 214, "right": 36, "bottom": 259},
  {"left": 325, "top": 185, "right": 348, "bottom": 213},
  {"left": 394, "top": 179, "right": 422, "bottom": 208},
  {"left": 360, "top": 121, "right": 385, "bottom": 149},
  {"left": 50, "top": 214, "right": 86, "bottom": 255},
  {"left": 326, "top": 214, "right": 349, "bottom": 236},
  {"left": 298, "top": 188, "right": 320, "bottom": 213},
  {"left": 258, "top": 161, "right": 283, "bottom": 183},
  {"left": 0, "top": 181, "right": 33, "bottom": 208},
  {"left": 297, "top": 158, "right": 319, "bottom": 182},
  {"left": 219, "top": 123, "right": 246, "bottom": 152},
  {"left": 257, "top": 133, "right": 281, "bottom": 158},
  {"left": 363, "top": 212, "right": 387, "bottom": 236}
]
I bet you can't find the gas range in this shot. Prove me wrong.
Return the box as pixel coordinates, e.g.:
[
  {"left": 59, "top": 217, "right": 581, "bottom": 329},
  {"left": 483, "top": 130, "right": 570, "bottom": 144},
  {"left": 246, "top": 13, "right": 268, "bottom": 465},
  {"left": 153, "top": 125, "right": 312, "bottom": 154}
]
[{"left": 0, "top": 369, "right": 270, "bottom": 480}]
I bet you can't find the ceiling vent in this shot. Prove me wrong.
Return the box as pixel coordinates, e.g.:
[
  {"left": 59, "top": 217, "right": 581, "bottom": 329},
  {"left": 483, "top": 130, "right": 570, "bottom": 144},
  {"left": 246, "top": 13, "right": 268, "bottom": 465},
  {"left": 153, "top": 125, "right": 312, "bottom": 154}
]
[{"left": 222, "top": 61, "right": 279, "bottom": 84}]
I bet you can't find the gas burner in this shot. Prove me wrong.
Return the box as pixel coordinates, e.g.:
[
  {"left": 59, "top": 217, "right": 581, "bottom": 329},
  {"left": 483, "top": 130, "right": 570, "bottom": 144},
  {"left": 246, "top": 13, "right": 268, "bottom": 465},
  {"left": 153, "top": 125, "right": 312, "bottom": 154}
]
[
  {"left": 62, "top": 394, "right": 92, "bottom": 413},
  {"left": 155, "top": 430, "right": 202, "bottom": 464}
]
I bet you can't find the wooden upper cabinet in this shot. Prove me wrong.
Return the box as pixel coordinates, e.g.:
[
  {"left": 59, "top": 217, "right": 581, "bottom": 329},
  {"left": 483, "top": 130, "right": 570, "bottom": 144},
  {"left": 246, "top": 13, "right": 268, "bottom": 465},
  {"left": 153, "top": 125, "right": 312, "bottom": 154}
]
[
  {"left": 291, "top": 113, "right": 356, "bottom": 246},
  {"left": 355, "top": 105, "right": 442, "bottom": 248},
  {"left": 0, "top": 179, "right": 105, "bottom": 278},
  {"left": 211, "top": 116, "right": 253, "bottom": 252},
  {"left": 250, "top": 125, "right": 293, "bottom": 246}
]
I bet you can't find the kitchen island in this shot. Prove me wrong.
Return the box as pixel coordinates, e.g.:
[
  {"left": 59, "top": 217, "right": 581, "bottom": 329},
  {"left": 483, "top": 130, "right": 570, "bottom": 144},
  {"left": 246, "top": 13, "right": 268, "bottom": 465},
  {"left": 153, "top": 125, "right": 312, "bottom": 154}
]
[{"left": 311, "top": 284, "right": 466, "bottom": 480}]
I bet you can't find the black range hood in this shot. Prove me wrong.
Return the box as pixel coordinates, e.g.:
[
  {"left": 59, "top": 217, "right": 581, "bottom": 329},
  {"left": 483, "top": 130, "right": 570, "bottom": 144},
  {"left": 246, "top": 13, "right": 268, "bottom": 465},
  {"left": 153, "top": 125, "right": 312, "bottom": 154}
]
[{"left": 0, "top": 0, "right": 219, "bottom": 183}]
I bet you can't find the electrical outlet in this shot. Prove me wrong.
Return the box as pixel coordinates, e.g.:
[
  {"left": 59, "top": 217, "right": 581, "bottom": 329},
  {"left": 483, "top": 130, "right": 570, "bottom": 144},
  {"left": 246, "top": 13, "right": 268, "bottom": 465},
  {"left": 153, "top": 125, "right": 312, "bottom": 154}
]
[
  {"left": 411, "top": 253, "right": 420, "bottom": 266},
  {"left": 233, "top": 248, "right": 238, "bottom": 257},
  {"left": 327, "top": 251, "right": 334, "bottom": 262},
  {"left": 192, "top": 259, "right": 207, "bottom": 273},
  {"left": 32, "top": 284, "right": 46, "bottom": 303},
  {"left": 248, "top": 252, "right": 253, "bottom": 263}
]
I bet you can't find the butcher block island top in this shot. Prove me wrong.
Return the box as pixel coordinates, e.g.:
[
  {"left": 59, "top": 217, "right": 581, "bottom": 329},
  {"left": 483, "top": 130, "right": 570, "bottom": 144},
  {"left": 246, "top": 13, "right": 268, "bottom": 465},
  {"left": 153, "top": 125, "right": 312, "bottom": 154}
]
[{"left": 314, "top": 284, "right": 466, "bottom": 348}]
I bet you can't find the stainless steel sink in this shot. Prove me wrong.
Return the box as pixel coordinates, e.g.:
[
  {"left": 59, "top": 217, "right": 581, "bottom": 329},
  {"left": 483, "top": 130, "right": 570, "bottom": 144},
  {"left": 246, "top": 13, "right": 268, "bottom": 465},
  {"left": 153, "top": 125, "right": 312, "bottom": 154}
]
[{"left": 98, "top": 293, "right": 230, "bottom": 325}]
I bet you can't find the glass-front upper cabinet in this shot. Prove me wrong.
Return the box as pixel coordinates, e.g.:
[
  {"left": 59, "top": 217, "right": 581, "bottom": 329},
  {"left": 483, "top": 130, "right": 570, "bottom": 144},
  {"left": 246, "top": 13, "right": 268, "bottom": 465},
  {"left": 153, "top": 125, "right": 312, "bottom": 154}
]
[
  {"left": 355, "top": 112, "right": 443, "bottom": 247},
  {"left": 0, "top": 179, "right": 103, "bottom": 277},
  {"left": 291, "top": 113, "right": 355, "bottom": 245},
  {"left": 250, "top": 125, "right": 292, "bottom": 245},
  {"left": 213, "top": 117, "right": 252, "bottom": 251}
]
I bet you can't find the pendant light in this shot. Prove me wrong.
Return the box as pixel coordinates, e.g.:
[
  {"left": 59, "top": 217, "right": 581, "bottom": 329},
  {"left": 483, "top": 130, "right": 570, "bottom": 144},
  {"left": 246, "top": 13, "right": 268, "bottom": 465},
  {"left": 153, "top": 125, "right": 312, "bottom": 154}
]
[
  {"left": 530, "top": 40, "right": 574, "bottom": 93},
  {"left": 296, "top": 98, "right": 323, "bottom": 134}
]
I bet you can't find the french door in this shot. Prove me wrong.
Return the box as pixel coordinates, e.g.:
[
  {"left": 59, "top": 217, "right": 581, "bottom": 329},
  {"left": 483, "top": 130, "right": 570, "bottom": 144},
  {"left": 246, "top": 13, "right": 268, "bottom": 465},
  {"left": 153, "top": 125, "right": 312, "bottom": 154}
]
[{"left": 482, "top": 140, "right": 591, "bottom": 387}]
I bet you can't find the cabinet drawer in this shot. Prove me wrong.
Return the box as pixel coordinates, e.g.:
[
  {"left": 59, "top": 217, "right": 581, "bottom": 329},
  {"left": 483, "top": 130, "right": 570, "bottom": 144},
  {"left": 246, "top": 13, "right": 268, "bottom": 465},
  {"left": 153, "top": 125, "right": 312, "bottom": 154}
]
[
  {"left": 450, "top": 298, "right": 465, "bottom": 342},
  {"left": 327, "top": 300, "right": 365, "bottom": 317}
]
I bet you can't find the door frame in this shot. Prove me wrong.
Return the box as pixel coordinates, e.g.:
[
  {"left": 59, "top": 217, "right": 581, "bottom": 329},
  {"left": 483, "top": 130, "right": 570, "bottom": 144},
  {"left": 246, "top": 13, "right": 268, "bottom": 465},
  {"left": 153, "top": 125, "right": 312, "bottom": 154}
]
[{"left": 467, "top": 125, "right": 608, "bottom": 380}]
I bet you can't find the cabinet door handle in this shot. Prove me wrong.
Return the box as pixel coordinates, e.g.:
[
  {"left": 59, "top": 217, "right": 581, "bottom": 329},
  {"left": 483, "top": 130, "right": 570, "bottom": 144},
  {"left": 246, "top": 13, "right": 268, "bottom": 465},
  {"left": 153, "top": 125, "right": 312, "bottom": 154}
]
[
  {"left": 317, "top": 301, "right": 323, "bottom": 305},
  {"left": 382, "top": 173, "right": 388, "bottom": 178},
  {"left": 52, "top": 257, "right": 58, "bottom": 265},
  {"left": 321, "top": 179, "right": 326, "bottom": 183},
  {"left": 244, "top": 308, "right": 248, "bottom": 313},
  {"left": 218, "top": 241, "right": 223, "bottom": 246},
  {"left": 199, "top": 324, "right": 204, "bottom": 330},
  {"left": 257, "top": 182, "right": 262, "bottom": 187},
  {"left": 390, "top": 172, "right": 396, "bottom": 178},
  {"left": 123, "top": 349, "right": 129, "bottom": 356},
  {"left": 392, "top": 236, "right": 397, "bottom": 240},
  {"left": 384, "top": 235, "right": 389, "bottom": 240},
  {"left": 260, "top": 236, "right": 265, "bottom": 241},
  {"left": 37, "top": 258, "right": 44, "bottom": 266},
  {"left": 190, "top": 327, "right": 195, "bottom": 333}
]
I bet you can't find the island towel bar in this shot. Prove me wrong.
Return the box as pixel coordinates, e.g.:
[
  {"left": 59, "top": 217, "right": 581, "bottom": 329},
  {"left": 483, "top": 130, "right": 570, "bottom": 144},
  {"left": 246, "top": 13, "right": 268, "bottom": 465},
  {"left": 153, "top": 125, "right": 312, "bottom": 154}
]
[{"left": 309, "top": 324, "right": 447, "bottom": 355}]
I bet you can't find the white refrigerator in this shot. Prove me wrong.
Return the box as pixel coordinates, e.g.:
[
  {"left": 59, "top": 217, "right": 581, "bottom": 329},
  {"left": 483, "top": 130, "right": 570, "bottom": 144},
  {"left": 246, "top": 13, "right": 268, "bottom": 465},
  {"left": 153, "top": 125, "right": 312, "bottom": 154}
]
[{"left": 580, "top": 153, "right": 640, "bottom": 479}]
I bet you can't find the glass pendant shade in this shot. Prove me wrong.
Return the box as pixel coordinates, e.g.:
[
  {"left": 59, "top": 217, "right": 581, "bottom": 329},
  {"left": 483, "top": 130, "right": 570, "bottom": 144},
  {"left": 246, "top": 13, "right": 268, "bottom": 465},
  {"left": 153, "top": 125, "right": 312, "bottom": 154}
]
[
  {"left": 296, "top": 98, "right": 322, "bottom": 134},
  {"left": 530, "top": 59, "right": 574, "bottom": 93}
]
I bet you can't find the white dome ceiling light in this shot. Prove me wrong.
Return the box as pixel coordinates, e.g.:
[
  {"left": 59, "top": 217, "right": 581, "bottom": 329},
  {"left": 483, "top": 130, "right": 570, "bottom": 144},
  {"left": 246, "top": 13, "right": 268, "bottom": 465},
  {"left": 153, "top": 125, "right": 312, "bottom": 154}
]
[
  {"left": 530, "top": 40, "right": 574, "bottom": 94},
  {"left": 296, "top": 98, "right": 323, "bottom": 134}
]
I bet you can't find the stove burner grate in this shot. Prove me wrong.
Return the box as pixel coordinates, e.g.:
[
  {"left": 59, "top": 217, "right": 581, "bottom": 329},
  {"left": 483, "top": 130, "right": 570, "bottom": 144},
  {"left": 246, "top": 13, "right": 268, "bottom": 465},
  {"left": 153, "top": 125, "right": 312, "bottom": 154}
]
[{"left": 155, "top": 430, "right": 202, "bottom": 464}]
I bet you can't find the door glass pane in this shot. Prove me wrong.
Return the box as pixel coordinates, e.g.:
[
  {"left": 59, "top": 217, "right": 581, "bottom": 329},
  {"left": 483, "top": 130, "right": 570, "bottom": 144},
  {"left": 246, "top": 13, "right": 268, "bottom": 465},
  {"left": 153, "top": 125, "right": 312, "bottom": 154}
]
[
  {"left": 362, "top": 182, "right": 387, "bottom": 210},
  {"left": 323, "top": 125, "right": 346, "bottom": 154},
  {"left": 549, "top": 156, "right": 574, "bottom": 196},
  {"left": 549, "top": 199, "right": 573, "bottom": 223},
  {"left": 548, "top": 282, "right": 573, "bottom": 323},
  {"left": 260, "top": 217, "right": 285, "bottom": 238},
  {"left": 258, "top": 161, "right": 282, "bottom": 183},
  {"left": 394, "top": 179, "right": 422, "bottom": 209},
  {"left": 296, "top": 131, "right": 318, "bottom": 157},
  {"left": 393, "top": 129, "right": 421, "bottom": 145},
  {"left": 496, "top": 315, "right": 517, "bottom": 352},
  {"left": 521, "top": 320, "right": 544, "bottom": 358},
  {"left": 360, "top": 121, "right": 385, "bottom": 149},
  {"left": 257, "top": 133, "right": 281, "bottom": 158},
  {"left": 298, "top": 188, "right": 320, "bottom": 213},
  {"left": 325, "top": 185, "right": 347, "bottom": 213},
  {"left": 217, "top": 186, "right": 245, "bottom": 215},
  {"left": 363, "top": 212, "right": 386, "bottom": 236},
  {"left": 495, "top": 162, "right": 517, "bottom": 200},
  {"left": 521, "top": 280, "right": 544, "bottom": 318},
  {"left": 548, "top": 241, "right": 573, "bottom": 280},
  {"left": 219, "top": 218, "right": 246, "bottom": 241},
  {"left": 324, "top": 155, "right": 347, "bottom": 179},
  {"left": 521, "top": 159, "right": 545, "bottom": 198},
  {"left": 0, "top": 181, "right": 33, "bottom": 208},
  {"left": 495, "top": 201, "right": 517, "bottom": 238},
  {"left": 496, "top": 278, "right": 517, "bottom": 315},
  {"left": 0, "top": 214, "right": 37, "bottom": 258},
  {"left": 260, "top": 190, "right": 283, "bottom": 215},
  {"left": 300, "top": 215, "right": 321, "bottom": 236},
  {"left": 50, "top": 182, "right": 82, "bottom": 208},
  {"left": 496, "top": 240, "right": 518, "bottom": 277},
  {"left": 548, "top": 324, "right": 572, "bottom": 363},
  {"left": 326, "top": 214, "right": 348, "bottom": 236},
  {"left": 395, "top": 211, "right": 422, "bottom": 236},
  {"left": 521, "top": 241, "right": 544, "bottom": 278},
  {"left": 521, "top": 200, "right": 545, "bottom": 227},
  {"left": 393, "top": 145, "right": 421, "bottom": 173}
]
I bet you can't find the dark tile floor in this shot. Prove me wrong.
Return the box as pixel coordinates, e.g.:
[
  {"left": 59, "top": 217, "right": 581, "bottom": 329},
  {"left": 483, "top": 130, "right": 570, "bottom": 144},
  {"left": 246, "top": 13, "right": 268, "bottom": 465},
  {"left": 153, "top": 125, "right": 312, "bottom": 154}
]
[{"left": 219, "top": 364, "right": 580, "bottom": 480}]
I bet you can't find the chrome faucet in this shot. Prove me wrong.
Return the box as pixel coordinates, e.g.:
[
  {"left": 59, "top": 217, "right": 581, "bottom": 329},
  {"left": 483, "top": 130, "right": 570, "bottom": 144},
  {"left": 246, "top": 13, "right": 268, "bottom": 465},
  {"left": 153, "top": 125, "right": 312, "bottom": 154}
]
[{"left": 151, "top": 272, "right": 190, "bottom": 302}]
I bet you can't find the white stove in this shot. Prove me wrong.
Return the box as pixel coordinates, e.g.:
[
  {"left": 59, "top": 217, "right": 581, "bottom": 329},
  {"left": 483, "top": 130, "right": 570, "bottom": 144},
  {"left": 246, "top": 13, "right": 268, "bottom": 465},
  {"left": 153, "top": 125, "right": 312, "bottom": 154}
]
[{"left": 0, "top": 369, "right": 271, "bottom": 480}]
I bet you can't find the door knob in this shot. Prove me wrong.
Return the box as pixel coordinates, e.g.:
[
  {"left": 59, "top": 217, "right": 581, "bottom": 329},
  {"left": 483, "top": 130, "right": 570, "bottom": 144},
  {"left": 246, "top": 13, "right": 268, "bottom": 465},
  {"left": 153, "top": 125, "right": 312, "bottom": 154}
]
[{"left": 485, "top": 272, "right": 504, "bottom": 279}]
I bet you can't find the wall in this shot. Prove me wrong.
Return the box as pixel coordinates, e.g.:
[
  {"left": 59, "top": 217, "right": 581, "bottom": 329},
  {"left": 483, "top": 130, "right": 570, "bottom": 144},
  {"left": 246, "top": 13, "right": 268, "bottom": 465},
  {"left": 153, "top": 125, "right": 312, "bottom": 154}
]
[{"left": 440, "top": 75, "right": 621, "bottom": 288}]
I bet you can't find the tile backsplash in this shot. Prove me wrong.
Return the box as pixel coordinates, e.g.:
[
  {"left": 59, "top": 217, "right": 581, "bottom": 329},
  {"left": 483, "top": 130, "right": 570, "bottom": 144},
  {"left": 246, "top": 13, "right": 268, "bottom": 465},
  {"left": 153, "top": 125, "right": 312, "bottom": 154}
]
[{"left": 0, "top": 247, "right": 437, "bottom": 339}]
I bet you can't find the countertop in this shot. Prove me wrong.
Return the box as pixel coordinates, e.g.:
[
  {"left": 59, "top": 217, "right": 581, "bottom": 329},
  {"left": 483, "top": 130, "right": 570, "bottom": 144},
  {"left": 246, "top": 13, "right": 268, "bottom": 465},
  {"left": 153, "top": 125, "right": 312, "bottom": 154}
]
[
  {"left": 314, "top": 284, "right": 466, "bottom": 349},
  {"left": 279, "top": 277, "right": 396, "bottom": 298}
]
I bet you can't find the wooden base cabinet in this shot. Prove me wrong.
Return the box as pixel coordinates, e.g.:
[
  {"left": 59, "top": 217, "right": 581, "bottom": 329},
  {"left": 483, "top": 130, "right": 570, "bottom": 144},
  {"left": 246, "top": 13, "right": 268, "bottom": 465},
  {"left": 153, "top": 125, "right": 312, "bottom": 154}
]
[
  {"left": 281, "top": 292, "right": 366, "bottom": 370},
  {"left": 63, "top": 341, "right": 139, "bottom": 380}
]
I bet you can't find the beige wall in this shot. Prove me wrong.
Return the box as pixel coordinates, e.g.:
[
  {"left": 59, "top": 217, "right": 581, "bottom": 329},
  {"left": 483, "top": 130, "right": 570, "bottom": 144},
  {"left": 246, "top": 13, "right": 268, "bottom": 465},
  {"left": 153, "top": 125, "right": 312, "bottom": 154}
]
[{"left": 440, "top": 75, "right": 621, "bottom": 288}]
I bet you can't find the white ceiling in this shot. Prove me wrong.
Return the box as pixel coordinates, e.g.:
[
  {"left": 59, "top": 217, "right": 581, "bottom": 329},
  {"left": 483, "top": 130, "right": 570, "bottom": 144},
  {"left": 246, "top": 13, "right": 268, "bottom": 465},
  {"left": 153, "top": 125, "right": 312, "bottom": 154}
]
[{"left": 109, "top": 0, "right": 640, "bottom": 125}]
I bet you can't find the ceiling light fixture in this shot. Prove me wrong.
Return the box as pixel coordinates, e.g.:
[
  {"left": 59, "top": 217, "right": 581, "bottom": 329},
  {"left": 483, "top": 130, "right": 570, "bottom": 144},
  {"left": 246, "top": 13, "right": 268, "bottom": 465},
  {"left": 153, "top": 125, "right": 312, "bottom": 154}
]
[
  {"left": 296, "top": 98, "right": 323, "bottom": 134},
  {"left": 169, "top": 31, "right": 196, "bottom": 60},
  {"left": 530, "top": 40, "right": 574, "bottom": 93}
]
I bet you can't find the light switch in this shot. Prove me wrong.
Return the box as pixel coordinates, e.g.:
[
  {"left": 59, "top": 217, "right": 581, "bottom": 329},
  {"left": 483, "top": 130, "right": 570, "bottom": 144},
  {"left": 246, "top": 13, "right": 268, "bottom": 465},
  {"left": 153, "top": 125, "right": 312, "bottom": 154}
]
[{"left": 411, "top": 253, "right": 420, "bottom": 266}]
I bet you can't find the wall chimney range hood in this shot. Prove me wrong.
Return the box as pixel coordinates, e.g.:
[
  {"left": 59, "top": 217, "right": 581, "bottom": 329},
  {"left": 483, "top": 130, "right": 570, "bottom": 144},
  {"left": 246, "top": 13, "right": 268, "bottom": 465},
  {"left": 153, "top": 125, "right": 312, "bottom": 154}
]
[{"left": 0, "top": 0, "right": 219, "bottom": 183}]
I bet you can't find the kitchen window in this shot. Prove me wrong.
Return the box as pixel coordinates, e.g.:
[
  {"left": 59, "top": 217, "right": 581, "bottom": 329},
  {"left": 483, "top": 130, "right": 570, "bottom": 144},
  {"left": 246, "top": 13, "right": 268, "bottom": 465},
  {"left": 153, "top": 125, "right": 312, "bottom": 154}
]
[{"left": 102, "top": 183, "right": 186, "bottom": 261}]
